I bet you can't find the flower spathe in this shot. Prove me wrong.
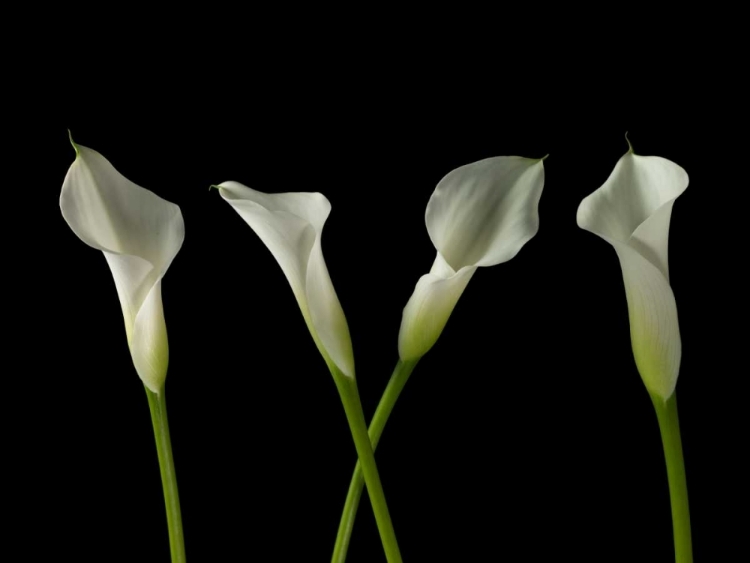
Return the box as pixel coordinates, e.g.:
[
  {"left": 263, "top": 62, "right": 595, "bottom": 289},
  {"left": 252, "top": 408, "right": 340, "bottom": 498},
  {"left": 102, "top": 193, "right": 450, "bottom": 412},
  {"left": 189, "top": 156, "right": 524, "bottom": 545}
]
[
  {"left": 60, "top": 138, "right": 185, "bottom": 393},
  {"left": 577, "top": 149, "right": 688, "bottom": 401},
  {"left": 216, "top": 182, "right": 355, "bottom": 378},
  {"left": 399, "top": 156, "right": 546, "bottom": 361}
]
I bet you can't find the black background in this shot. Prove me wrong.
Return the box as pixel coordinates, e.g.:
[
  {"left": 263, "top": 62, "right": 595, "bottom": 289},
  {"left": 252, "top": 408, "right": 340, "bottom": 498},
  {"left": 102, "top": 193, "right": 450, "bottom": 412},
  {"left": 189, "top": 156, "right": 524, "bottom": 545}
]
[{"left": 15, "top": 66, "right": 745, "bottom": 562}]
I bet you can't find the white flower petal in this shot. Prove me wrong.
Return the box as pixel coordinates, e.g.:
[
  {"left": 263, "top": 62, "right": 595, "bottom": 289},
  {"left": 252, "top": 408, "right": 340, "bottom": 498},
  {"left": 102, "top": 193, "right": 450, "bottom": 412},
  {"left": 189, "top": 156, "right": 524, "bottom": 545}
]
[
  {"left": 305, "top": 238, "right": 355, "bottom": 378},
  {"left": 398, "top": 253, "right": 476, "bottom": 361},
  {"left": 426, "top": 156, "right": 545, "bottom": 271},
  {"left": 131, "top": 280, "right": 170, "bottom": 393},
  {"left": 614, "top": 242, "right": 681, "bottom": 400},
  {"left": 218, "top": 182, "right": 320, "bottom": 307},
  {"left": 399, "top": 156, "right": 545, "bottom": 361},
  {"left": 103, "top": 254, "right": 155, "bottom": 342},
  {"left": 577, "top": 152, "right": 688, "bottom": 279},
  {"left": 577, "top": 151, "right": 688, "bottom": 400},
  {"left": 60, "top": 142, "right": 184, "bottom": 392},
  {"left": 218, "top": 181, "right": 355, "bottom": 378},
  {"left": 629, "top": 201, "right": 678, "bottom": 281}
]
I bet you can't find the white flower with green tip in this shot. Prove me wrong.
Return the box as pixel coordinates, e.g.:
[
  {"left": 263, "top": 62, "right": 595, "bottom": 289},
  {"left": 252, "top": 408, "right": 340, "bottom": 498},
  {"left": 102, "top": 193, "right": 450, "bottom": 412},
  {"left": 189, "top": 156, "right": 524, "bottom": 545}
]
[
  {"left": 216, "top": 182, "right": 355, "bottom": 379},
  {"left": 60, "top": 136, "right": 185, "bottom": 393},
  {"left": 577, "top": 147, "right": 688, "bottom": 400},
  {"left": 399, "top": 156, "right": 546, "bottom": 361}
]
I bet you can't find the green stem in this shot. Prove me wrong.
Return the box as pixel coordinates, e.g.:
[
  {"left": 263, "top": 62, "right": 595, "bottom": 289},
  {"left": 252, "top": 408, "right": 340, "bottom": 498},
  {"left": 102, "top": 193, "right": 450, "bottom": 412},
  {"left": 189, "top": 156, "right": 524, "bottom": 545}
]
[
  {"left": 332, "top": 359, "right": 418, "bottom": 563},
  {"left": 651, "top": 393, "right": 692, "bottom": 563},
  {"left": 146, "top": 387, "right": 187, "bottom": 563},
  {"left": 331, "top": 368, "right": 404, "bottom": 563}
]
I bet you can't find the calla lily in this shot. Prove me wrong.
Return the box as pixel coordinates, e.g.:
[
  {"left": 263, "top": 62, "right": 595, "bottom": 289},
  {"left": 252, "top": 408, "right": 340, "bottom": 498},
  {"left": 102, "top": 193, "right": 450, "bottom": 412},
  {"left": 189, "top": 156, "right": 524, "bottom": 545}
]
[
  {"left": 331, "top": 155, "right": 546, "bottom": 562},
  {"left": 216, "top": 182, "right": 407, "bottom": 561},
  {"left": 60, "top": 138, "right": 185, "bottom": 393},
  {"left": 577, "top": 148, "right": 688, "bottom": 400},
  {"left": 399, "top": 156, "right": 546, "bottom": 361},
  {"left": 216, "top": 182, "right": 355, "bottom": 378}
]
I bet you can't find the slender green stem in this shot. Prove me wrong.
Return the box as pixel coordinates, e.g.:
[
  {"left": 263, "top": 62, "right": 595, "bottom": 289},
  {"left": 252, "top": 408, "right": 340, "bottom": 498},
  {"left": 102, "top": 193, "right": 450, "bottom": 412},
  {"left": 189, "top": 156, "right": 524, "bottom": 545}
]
[
  {"left": 651, "top": 393, "right": 692, "bottom": 563},
  {"left": 146, "top": 387, "right": 187, "bottom": 563},
  {"left": 332, "top": 359, "right": 418, "bottom": 563},
  {"left": 332, "top": 368, "right": 404, "bottom": 563}
]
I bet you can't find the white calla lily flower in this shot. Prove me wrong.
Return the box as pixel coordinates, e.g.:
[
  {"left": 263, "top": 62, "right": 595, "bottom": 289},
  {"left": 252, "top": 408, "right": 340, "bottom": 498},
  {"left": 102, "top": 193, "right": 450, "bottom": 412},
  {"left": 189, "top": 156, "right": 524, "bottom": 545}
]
[
  {"left": 216, "top": 182, "right": 355, "bottom": 378},
  {"left": 577, "top": 148, "right": 688, "bottom": 401},
  {"left": 399, "top": 156, "right": 546, "bottom": 361},
  {"left": 60, "top": 138, "right": 185, "bottom": 393}
]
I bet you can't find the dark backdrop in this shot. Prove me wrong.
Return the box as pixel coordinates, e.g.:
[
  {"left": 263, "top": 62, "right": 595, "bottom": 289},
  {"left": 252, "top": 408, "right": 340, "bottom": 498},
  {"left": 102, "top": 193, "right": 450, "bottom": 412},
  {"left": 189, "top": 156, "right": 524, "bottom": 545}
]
[{"left": 19, "top": 86, "right": 745, "bottom": 562}]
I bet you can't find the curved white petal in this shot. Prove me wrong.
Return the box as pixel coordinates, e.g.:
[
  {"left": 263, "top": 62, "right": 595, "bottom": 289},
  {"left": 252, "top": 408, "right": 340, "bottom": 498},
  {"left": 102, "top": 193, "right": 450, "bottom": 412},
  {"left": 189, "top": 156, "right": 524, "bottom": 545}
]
[
  {"left": 577, "top": 151, "right": 688, "bottom": 400},
  {"left": 218, "top": 181, "right": 355, "bottom": 378},
  {"left": 426, "top": 156, "right": 545, "bottom": 271},
  {"left": 399, "top": 156, "right": 545, "bottom": 361},
  {"left": 577, "top": 152, "right": 688, "bottom": 279},
  {"left": 60, "top": 142, "right": 184, "bottom": 392},
  {"left": 131, "top": 280, "right": 170, "bottom": 392},
  {"left": 614, "top": 242, "right": 681, "bottom": 399},
  {"left": 399, "top": 253, "right": 476, "bottom": 361}
]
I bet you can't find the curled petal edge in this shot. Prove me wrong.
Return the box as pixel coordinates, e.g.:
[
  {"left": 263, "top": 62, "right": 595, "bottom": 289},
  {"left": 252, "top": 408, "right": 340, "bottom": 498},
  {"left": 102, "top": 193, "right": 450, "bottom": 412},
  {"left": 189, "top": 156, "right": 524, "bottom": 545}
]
[
  {"left": 399, "top": 255, "right": 476, "bottom": 361},
  {"left": 576, "top": 153, "right": 688, "bottom": 279},
  {"left": 60, "top": 143, "right": 184, "bottom": 392},
  {"left": 426, "top": 156, "right": 545, "bottom": 271},
  {"left": 577, "top": 152, "right": 687, "bottom": 400},
  {"left": 613, "top": 240, "right": 681, "bottom": 401},
  {"left": 217, "top": 182, "right": 355, "bottom": 378}
]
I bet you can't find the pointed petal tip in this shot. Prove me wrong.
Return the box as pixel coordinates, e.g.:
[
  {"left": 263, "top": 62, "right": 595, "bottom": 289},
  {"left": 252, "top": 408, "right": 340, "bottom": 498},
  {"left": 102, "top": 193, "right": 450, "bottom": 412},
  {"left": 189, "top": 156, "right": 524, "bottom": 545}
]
[
  {"left": 213, "top": 181, "right": 245, "bottom": 200},
  {"left": 67, "top": 130, "right": 80, "bottom": 157},
  {"left": 625, "top": 131, "right": 634, "bottom": 154}
]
